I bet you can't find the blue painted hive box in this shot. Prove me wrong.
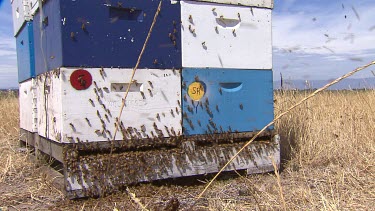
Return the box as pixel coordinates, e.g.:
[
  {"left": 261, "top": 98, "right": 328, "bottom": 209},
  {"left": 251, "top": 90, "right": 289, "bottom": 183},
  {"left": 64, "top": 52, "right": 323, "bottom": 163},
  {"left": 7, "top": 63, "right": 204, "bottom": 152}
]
[
  {"left": 16, "top": 21, "right": 35, "bottom": 82},
  {"left": 182, "top": 68, "right": 274, "bottom": 136},
  {"left": 33, "top": 0, "right": 181, "bottom": 75}
]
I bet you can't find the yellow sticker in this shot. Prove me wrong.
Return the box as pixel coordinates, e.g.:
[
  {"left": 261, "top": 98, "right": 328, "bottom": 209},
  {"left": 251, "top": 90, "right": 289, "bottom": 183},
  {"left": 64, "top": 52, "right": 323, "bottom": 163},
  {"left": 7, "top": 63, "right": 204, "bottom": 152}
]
[{"left": 188, "top": 82, "right": 205, "bottom": 101}]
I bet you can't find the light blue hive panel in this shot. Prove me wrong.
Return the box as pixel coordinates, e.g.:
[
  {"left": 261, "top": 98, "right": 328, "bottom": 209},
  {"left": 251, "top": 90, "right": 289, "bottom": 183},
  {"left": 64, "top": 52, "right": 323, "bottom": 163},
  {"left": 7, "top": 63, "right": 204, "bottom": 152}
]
[
  {"left": 182, "top": 68, "right": 274, "bottom": 136},
  {"left": 16, "top": 22, "right": 35, "bottom": 82}
]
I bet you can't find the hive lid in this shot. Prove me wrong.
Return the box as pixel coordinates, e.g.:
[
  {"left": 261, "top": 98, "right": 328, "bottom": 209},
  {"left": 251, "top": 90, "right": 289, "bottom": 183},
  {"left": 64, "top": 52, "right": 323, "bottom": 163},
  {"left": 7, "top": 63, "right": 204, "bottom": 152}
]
[{"left": 187, "top": 0, "right": 274, "bottom": 9}]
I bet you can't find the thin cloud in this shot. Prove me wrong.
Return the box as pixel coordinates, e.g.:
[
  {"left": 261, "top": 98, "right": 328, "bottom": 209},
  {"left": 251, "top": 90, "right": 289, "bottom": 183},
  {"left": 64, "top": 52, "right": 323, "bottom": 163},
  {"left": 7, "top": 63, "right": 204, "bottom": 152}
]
[{"left": 273, "top": 2, "right": 375, "bottom": 56}]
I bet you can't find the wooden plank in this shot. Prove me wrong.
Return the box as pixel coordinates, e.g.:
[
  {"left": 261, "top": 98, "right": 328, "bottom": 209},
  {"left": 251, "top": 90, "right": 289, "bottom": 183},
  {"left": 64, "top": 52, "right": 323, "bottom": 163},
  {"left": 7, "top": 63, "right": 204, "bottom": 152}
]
[
  {"left": 181, "top": 1, "right": 272, "bottom": 69},
  {"left": 20, "top": 129, "right": 64, "bottom": 162},
  {"left": 64, "top": 135, "right": 280, "bottom": 197}
]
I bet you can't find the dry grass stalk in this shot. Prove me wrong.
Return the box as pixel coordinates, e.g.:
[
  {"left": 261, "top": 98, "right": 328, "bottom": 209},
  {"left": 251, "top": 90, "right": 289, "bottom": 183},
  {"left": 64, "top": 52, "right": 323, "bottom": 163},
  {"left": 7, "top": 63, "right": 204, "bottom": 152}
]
[
  {"left": 271, "top": 157, "right": 286, "bottom": 211},
  {"left": 197, "top": 60, "right": 375, "bottom": 199}
]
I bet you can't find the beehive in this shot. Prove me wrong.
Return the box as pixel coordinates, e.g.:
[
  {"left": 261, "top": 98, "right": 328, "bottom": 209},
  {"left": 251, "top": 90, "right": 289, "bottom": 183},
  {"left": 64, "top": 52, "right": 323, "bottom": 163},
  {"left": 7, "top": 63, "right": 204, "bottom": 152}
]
[{"left": 16, "top": 0, "right": 279, "bottom": 198}]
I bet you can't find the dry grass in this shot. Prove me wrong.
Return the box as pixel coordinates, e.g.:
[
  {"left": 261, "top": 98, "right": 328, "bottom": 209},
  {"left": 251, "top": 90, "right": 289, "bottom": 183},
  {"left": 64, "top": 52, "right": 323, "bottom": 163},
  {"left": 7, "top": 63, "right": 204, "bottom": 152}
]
[{"left": 0, "top": 89, "right": 374, "bottom": 210}]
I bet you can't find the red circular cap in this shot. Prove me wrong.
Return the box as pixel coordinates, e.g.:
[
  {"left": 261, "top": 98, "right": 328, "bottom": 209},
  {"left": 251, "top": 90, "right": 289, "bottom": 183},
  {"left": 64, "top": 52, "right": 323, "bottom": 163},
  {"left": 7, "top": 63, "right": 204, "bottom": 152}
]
[{"left": 70, "top": 69, "right": 92, "bottom": 90}]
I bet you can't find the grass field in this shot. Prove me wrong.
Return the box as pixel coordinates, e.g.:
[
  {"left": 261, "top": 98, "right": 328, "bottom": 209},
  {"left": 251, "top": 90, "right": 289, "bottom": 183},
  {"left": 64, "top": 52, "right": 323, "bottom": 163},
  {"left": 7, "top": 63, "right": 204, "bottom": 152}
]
[{"left": 0, "top": 89, "right": 374, "bottom": 210}]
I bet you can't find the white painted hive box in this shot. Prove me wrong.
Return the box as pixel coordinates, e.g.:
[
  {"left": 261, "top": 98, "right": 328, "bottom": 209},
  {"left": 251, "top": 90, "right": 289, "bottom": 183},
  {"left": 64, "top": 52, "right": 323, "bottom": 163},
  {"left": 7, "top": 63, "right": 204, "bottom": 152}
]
[
  {"left": 36, "top": 68, "right": 182, "bottom": 143},
  {"left": 181, "top": 0, "right": 272, "bottom": 69},
  {"left": 11, "top": 0, "right": 32, "bottom": 36},
  {"left": 19, "top": 79, "right": 37, "bottom": 133}
]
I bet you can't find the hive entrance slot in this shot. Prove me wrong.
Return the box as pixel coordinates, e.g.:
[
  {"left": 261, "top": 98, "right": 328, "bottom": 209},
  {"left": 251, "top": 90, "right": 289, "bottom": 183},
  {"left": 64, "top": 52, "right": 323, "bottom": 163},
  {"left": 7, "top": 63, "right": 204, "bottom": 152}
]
[
  {"left": 219, "top": 82, "right": 243, "bottom": 92},
  {"left": 216, "top": 18, "right": 240, "bottom": 29},
  {"left": 111, "top": 83, "right": 143, "bottom": 92},
  {"left": 109, "top": 7, "right": 144, "bottom": 22}
]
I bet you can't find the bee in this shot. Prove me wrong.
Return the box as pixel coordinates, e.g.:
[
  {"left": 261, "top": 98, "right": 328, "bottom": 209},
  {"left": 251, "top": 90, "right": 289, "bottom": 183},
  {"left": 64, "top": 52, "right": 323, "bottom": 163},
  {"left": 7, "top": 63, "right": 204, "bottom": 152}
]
[
  {"left": 240, "top": 104, "right": 244, "bottom": 110},
  {"left": 212, "top": 8, "right": 216, "bottom": 12},
  {"left": 99, "top": 68, "right": 105, "bottom": 77},
  {"left": 216, "top": 105, "right": 219, "bottom": 112},
  {"left": 188, "top": 14, "right": 193, "bottom": 22},
  {"left": 103, "top": 87, "right": 109, "bottom": 92},
  {"left": 140, "top": 91, "right": 146, "bottom": 99},
  {"left": 232, "top": 29, "right": 236, "bottom": 34},
  {"left": 201, "top": 41, "right": 206, "bottom": 47},
  {"left": 96, "top": 110, "right": 101, "bottom": 118},
  {"left": 89, "top": 99, "right": 94, "bottom": 105},
  {"left": 85, "top": 118, "right": 90, "bottom": 125},
  {"left": 238, "top": 13, "right": 241, "bottom": 19},
  {"left": 147, "top": 81, "right": 153, "bottom": 88},
  {"left": 70, "top": 32, "right": 75, "bottom": 39},
  {"left": 69, "top": 123, "right": 75, "bottom": 130},
  {"left": 153, "top": 59, "right": 158, "bottom": 64},
  {"left": 215, "top": 26, "right": 218, "bottom": 33}
]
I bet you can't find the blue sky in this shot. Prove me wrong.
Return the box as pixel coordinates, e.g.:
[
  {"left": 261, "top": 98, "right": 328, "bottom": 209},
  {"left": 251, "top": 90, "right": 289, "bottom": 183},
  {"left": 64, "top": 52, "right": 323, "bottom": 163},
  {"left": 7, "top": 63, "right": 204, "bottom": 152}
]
[{"left": 0, "top": 0, "right": 374, "bottom": 88}]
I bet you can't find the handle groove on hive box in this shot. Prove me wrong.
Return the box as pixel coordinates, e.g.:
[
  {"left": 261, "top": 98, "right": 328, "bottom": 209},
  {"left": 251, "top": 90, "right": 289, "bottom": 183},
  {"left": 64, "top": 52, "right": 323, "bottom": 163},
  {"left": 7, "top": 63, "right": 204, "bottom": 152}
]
[
  {"left": 219, "top": 82, "right": 243, "bottom": 92},
  {"left": 109, "top": 6, "right": 144, "bottom": 22}
]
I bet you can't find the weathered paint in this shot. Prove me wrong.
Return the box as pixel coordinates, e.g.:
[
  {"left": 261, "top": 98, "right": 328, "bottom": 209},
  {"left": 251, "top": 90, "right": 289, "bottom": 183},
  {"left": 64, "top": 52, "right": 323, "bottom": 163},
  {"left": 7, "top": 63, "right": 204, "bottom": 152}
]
[
  {"left": 29, "top": 0, "right": 39, "bottom": 15},
  {"left": 19, "top": 79, "right": 37, "bottom": 133},
  {"left": 36, "top": 68, "right": 182, "bottom": 143},
  {"left": 11, "top": 0, "right": 32, "bottom": 36},
  {"left": 181, "top": 1, "right": 272, "bottom": 69},
  {"left": 16, "top": 21, "right": 35, "bottom": 82},
  {"left": 65, "top": 135, "right": 280, "bottom": 196},
  {"left": 190, "top": 0, "right": 274, "bottom": 8},
  {"left": 182, "top": 68, "right": 274, "bottom": 136},
  {"left": 33, "top": 0, "right": 182, "bottom": 75}
]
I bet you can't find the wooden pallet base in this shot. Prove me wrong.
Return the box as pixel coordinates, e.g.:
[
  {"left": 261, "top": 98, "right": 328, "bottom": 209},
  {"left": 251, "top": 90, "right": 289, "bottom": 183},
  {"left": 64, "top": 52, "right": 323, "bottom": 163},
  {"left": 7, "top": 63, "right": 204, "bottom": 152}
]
[{"left": 20, "top": 129, "right": 280, "bottom": 198}]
